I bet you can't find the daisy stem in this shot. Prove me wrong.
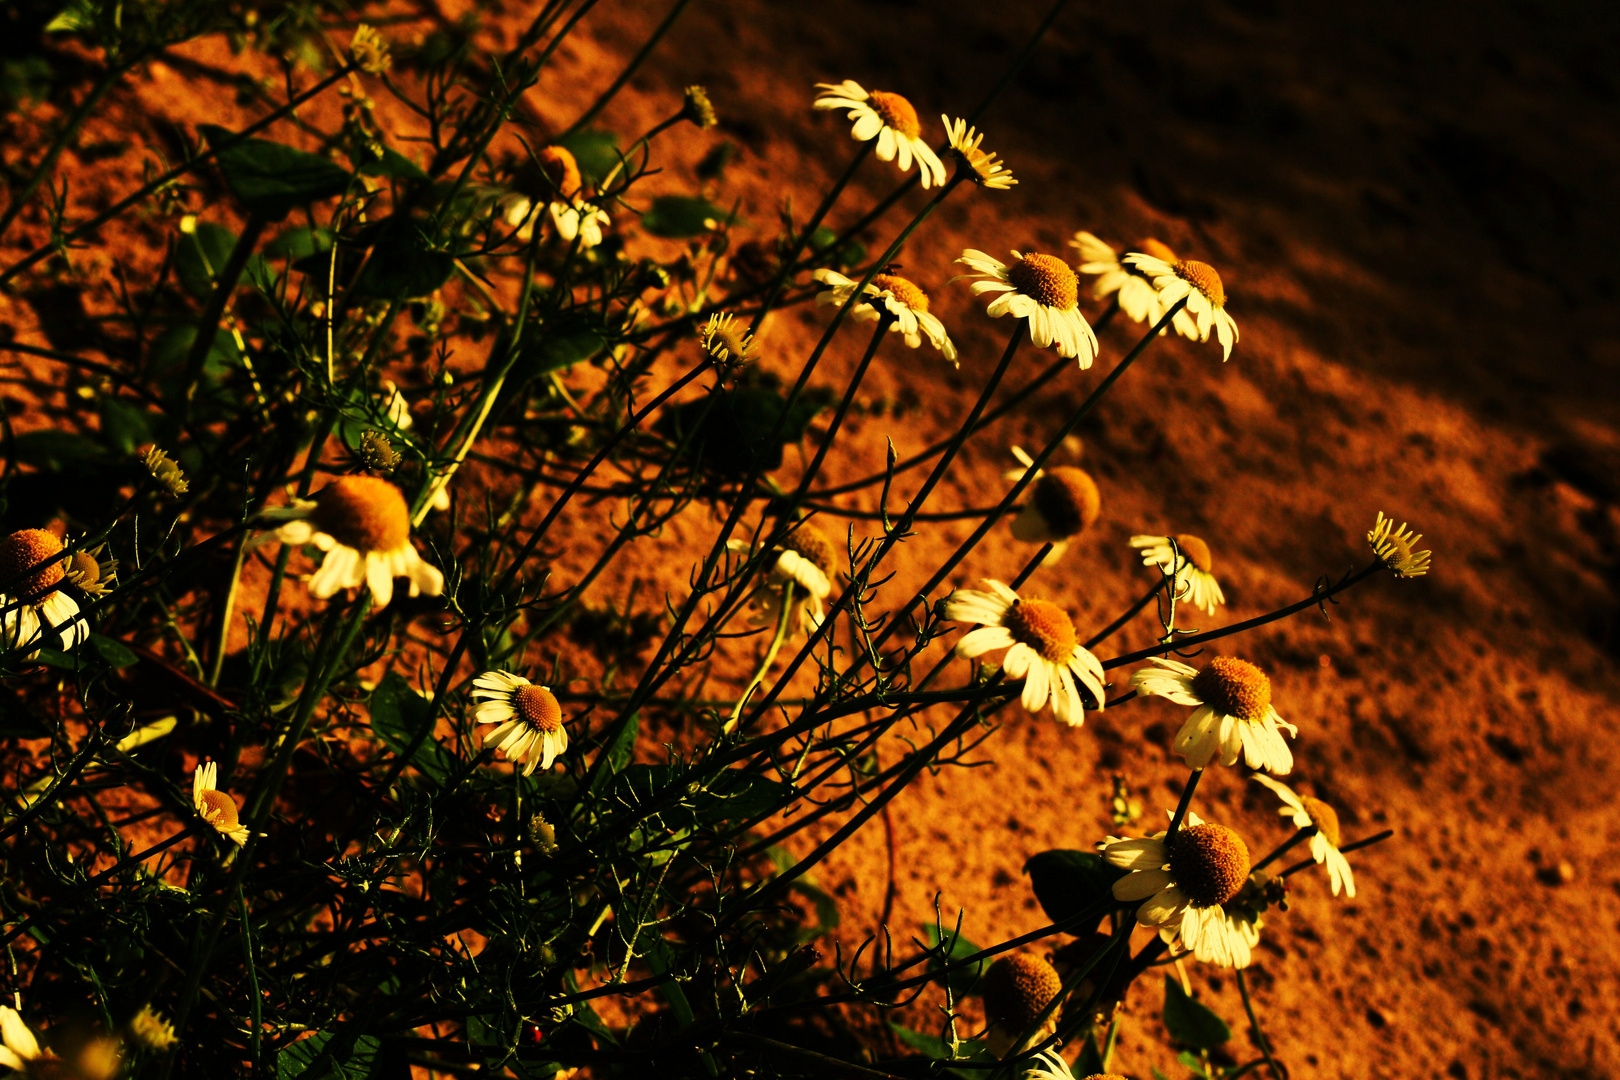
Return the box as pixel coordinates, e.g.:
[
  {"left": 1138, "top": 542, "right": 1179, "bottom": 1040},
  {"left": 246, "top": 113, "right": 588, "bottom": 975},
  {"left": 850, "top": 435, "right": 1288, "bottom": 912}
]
[
  {"left": 1251, "top": 826, "right": 1314, "bottom": 873},
  {"left": 1236, "top": 968, "right": 1283, "bottom": 1080},
  {"left": 784, "top": 312, "right": 895, "bottom": 505},
  {"left": 1166, "top": 768, "right": 1203, "bottom": 841},
  {"left": 1084, "top": 576, "right": 1167, "bottom": 649},
  {"left": 724, "top": 582, "right": 796, "bottom": 735},
  {"left": 749, "top": 140, "right": 874, "bottom": 334},
  {"left": 207, "top": 537, "right": 248, "bottom": 688},
  {"left": 561, "top": 0, "right": 696, "bottom": 139}
]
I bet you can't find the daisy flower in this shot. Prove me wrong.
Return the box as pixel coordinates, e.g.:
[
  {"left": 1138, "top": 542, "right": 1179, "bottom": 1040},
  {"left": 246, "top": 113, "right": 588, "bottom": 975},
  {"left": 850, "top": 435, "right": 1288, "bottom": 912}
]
[
  {"left": 941, "top": 116, "right": 1016, "bottom": 190},
  {"left": 0, "top": 528, "right": 89, "bottom": 658},
  {"left": 1368, "top": 512, "right": 1431, "bottom": 578},
  {"left": 1120, "top": 253, "right": 1239, "bottom": 361},
  {"left": 1253, "top": 774, "right": 1356, "bottom": 897},
  {"left": 64, "top": 542, "right": 117, "bottom": 601},
  {"left": 500, "top": 145, "right": 609, "bottom": 249},
  {"left": 981, "top": 953, "right": 1061, "bottom": 1057},
  {"left": 193, "top": 760, "right": 249, "bottom": 846},
  {"left": 471, "top": 671, "right": 569, "bottom": 775},
  {"left": 1131, "top": 656, "right": 1296, "bottom": 773},
  {"left": 1071, "top": 233, "right": 1178, "bottom": 326},
  {"left": 953, "top": 250, "right": 1099, "bottom": 367},
  {"left": 1004, "top": 446, "right": 1102, "bottom": 556},
  {"left": 127, "top": 1006, "right": 178, "bottom": 1053},
  {"left": 0, "top": 1006, "right": 53, "bottom": 1076},
  {"left": 727, "top": 522, "right": 837, "bottom": 636},
  {"left": 697, "top": 313, "right": 759, "bottom": 370},
  {"left": 943, "top": 580, "right": 1105, "bottom": 726},
  {"left": 812, "top": 268, "right": 957, "bottom": 363},
  {"left": 254, "top": 476, "right": 444, "bottom": 609},
  {"left": 1130, "top": 533, "right": 1225, "bottom": 616},
  {"left": 1103, "top": 811, "right": 1260, "bottom": 968},
  {"left": 813, "top": 80, "right": 946, "bottom": 188}
]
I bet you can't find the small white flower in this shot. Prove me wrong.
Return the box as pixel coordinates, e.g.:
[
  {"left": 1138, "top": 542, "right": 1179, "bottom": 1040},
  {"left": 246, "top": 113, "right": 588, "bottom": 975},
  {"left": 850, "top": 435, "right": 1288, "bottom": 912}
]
[
  {"left": 0, "top": 529, "right": 89, "bottom": 658},
  {"left": 953, "top": 249, "right": 1098, "bottom": 367},
  {"left": 0, "top": 1006, "right": 51, "bottom": 1075},
  {"left": 727, "top": 523, "right": 838, "bottom": 637},
  {"left": 193, "top": 760, "right": 249, "bottom": 846},
  {"left": 1253, "top": 774, "right": 1356, "bottom": 898},
  {"left": 502, "top": 145, "right": 609, "bottom": 249},
  {"left": 471, "top": 671, "right": 569, "bottom": 776},
  {"left": 251, "top": 476, "right": 443, "bottom": 609},
  {"left": 1130, "top": 656, "right": 1296, "bottom": 774},
  {"left": 382, "top": 379, "right": 413, "bottom": 432},
  {"left": 1367, "top": 512, "right": 1431, "bottom": 579},
  {"left": 1120, "top": 253, "right": 1239, "bottom": 361},
  {"left": 1004, "top": 446, "right": 1101, "bottom": 558},
  {"left": 943, "top": 580, "right": 1105, "bottom": 726},
  {"left": 1103, "top": 811, "right": 1260, "bottom": 968},
  {"left": 813, "top": 80, "right": 946, "bottom": 188},
  {"left": 1021, "top": 1050, "right": 1076, "bottom": 1080},
  {"left": 812, "top": 268, "right": 957, "bottom": 363},
  {"left": 1071, "top": 232, "right": 1178, "bottom": 326},
  {"left": 941, "top": 116, "right": 1016, "bottom": 190},
  {"left": 1130, "top": 533, "right": 1225, "bottom": 616}
]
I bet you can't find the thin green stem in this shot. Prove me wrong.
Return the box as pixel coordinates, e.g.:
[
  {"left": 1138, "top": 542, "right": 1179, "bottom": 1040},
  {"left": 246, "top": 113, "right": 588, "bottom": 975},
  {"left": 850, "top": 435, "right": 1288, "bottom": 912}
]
[
  {"left": 562, "top": 0, "right": 696, "bottom": 139},
  {"left": 1236, "top": 969, "right": 1283, "bottom": 1080},
  {"left": 724, "top": 582, "right": 796, "bottom": 734}
]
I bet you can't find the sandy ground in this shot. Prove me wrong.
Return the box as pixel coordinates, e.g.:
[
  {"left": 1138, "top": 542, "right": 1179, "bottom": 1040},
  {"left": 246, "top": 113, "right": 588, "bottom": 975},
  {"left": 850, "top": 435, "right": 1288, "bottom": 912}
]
[{"left": 3, "top": 1, "right": 1619, "bottom": 1078}]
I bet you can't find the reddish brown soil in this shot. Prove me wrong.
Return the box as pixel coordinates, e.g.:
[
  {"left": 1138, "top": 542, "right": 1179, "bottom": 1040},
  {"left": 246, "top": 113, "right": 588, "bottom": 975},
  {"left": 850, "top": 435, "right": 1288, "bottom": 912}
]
[{"left": 3, "top": 2, "right": 1619, "bottom": 1079}]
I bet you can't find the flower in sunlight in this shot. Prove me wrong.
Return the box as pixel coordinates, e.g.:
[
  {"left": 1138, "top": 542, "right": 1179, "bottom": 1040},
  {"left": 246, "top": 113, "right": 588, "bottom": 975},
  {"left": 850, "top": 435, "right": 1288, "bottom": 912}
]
[
  {"left": 1103, "top": 811, "right": 1260, "bottom": 968},
  {"left": 813, "top": 268, "right": 957, "bottom": 363},
  {"left": 942, "top": 116, "right": 1016, "bottom": 190},
  {"left": 253, "top": 476, "right": 444, "bottom": 609},
  {"left": 473, "top": 672, "right": 570, "bottom": 775},
  {"left": 813, "top": 80, "right": 946, "bottom": 188},
  {"left": 0, "top": 528, "right": 89, "bottom": 658},
  {"left": 1130, "top": 533, "right": 1225, "bottom": 616},
  {"left": 942, "top": 580, "right": 1105, "bottom": 726},
  {"left": 1253, "top": 774, "right": 1356, "bottom": 897},
  {"left": 1071, "top": 233, "right": 1179, "bottom": 326},
  {"left": 728, "top": 522, "right": 837, "bottom": 636},
  {"left": 982, "top": 953, "right": 1061, "bottom": 1057},
  {"left": 1130, "top": 656, "right": 1295, "bottom": 774},
  {"left": 1121, "top": 253, "right": 1239, "bottom": 361},
  {"left": 193, "top": 760, "right": 249, "bottom": 846},
  {"left": 953, "top": 250, "right": 1098, "bottom": 367},
  {"left": 0, "top": 1006, "right": 56, "bottom": 1076},
  {"left": 1004, "top": 446, "right": 1103, "bottom": 557},
  {"left": 1367, "top": 512, "right": 1431, "bottom": 578}
]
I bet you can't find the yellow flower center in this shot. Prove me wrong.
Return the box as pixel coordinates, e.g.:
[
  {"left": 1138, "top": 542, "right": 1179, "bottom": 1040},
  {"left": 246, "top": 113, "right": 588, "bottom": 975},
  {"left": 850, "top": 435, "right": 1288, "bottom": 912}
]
[
  {"left": 198, "top": 788, "right": 240, "bottom": 832},
  {"left": 68, "top": 550, "right": 102, "bottom": 589},
  {"left": 1005, "top": 598, "right": 1077, "bottom": 664},
  {"left": 782, "top": 524, "right": 836, "bottom": 577},
  {"left": 1171, "top": 534, "right": 1213, "bottom": 574},
  {"left": 1169, "top": 822, "right": 1251, "bottom": 906},
  {"left": 1190, "top": 656, "right": 1271, "bottom": 721},
  {"left": 981, "top": 953, "right": 1062, "bottom": 1031},
  {"left": 1138, "top": 238, "right": 1178, "bottom": 262},
  {"left": 0, "top": 528, "right": 66, "bottom": 599},
  {"left": 1299, "top": 795, "right": 1342, "bottom": 848},
  {"left": 869, "top": 272, "right": 929, "bottom": 313},
  {"left": 1006, "top": 253, "right": 1079, "bottom": 311},
  {"left": 311, "top": 476, "right": 411, "bottom": 553},
  {"left": 699, "top": 314, "right": 754, "bottom": 365},
  {"left": 540, "top": 144, "right": 583, "bottom": 199},
  {"left": 1175, "top": 259, "right": 1226, "bottom": 308},
  {"left": 514, "top": 684, "right": 562, "bottom": 733},
  {"left": 1031, "top": 467, "right": 1101, "bottom": 537},
  {"left": 867, "top": 90, "right": 921, "bottom": 139}
]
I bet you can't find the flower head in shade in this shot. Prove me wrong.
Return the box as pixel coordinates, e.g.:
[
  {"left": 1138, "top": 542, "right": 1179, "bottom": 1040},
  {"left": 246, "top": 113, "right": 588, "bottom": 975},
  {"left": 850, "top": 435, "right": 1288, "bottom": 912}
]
[
  {"left": 682, "top": 85, "right": 717, "bottom": 129},
  {"left": 941, "top": 116, "right": 1016, "bottom": 190},
  {"left": 1103, "top": 812, "right": 1260, "bottom": 968},
  {"left": 981, "top": 953, "right": 1061, "bottom": 1057},
  {"left": 500, "top": 145, "right": 609, "bottom": 249},
  {"left": 0, "top": 1006, "right": 54, "bottom": 1075},
  {"left": 943, "top": 580, "right": 1105, "bottom": 726},
  {"left": 1253, "top": 775, "right": 1356, "bottom": 897},
  {"left": 1130, "top": 534, "right": 1225, "bottom": 616},
  {"left": 471, "top": 672, "right": 569, "bottom": 775},
  {"left": 812, "top": 268, "right": 957, "bottom": 364},
  {"left": 350, "top": 24, "right": 392, "bottom": 75},
  {"left": 0, "top": 529, "right": 89, "bottom": 658},
  {"left": 1004, "top": 446, "right": 1102, "bottom": 558},
  {"left": 141, "top": 446, "right": 188, "bottom": 496},
  {"left": 193, "top": 761, "right": 249, "bottom": 846},
  {"left": 253, "top": 476, "right": 443, "bottom": 609},
  {"left": 1130, "top": 656, "right": 1296, "bottom": 773},
  {"left": 697, "top": 313, "right": 758, "bottom": 371},
  {"left": 127, "top": 1005, "right": 178, "bottom": 1054},
  {"left": 1121, "top": 253, "right": 1239, "bottom": 360},
  {"left": 953, "top": 250, "right": 1099, "bottom": 367},
  {"left": 64, "top": 543, "right": 117, "bottom": 601},
  {"left": 727, "top": 522, "right": 837, "bottom": 636},
  {"left": 1071, "top": 233, "right": 1178, "bottom": 326},
  {"left": 1367, "top": 512, "right": 1431, "bottom": 578},
  {"left": 813, "top": 80, "right": 946, "bottom": 188}
]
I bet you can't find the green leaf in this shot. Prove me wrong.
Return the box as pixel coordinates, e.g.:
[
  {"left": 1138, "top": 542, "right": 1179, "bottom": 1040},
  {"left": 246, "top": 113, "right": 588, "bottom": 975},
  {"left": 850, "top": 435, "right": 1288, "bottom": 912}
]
[
  {"left": 199, "top": 125, "right": 354, "bottom": 221},
  {"left": 1162, "top": 976, "right": 1231, "bottom": 1050},
  {"left": 31, "top": 647, "right": 83, "bottom": 671},
  {"left": 295, "top": 215, "right": 452, "bottom": 300},
  {"left": 557, "top": 129, "right": 620, "bottom": 185},
  {"left": 356, "top": 146, "right": 428, "bottom": 181},
  {"left": 1024, "top": 849, "right": 1125, "bottom": 934},
  {"left": 640, "top": 195, "right": 733, "bottom": 238},
  {"left": 369, "top": 673, "right": 457, "bottom": 786},
  {"left": 148, "top": 324, "right": 240, "bottom": 393},
  {"left": 923, "top": 923, "right": 986, "bottom": 998},
  {"left": 695, "top": 142, "right": 734, "bottom": 181},
  {"left": 807, "top": 225, "right": 864, "bottom": 270},
  {"left": 89, "top": 634, "right": 138, "bottom": 669},
  {"left": 98, "top": 396, "right": 152, "bottom": 456},
  {"left": 11, "top": 430, "right": 105, "bottom": 470},
  {"left": 275, "top": 1030, "right": 385, "bottom": 1079},
  {"left": 176, "top": 223, "right": 238, "bottom": 300},
  {"left": 263, "top": 226, "right": 333, "bottom": 261},
  {"left": 889, "top": 1022, "right": 950, "bottom": 1059},
  {"left": 1075, "top": 1031, "right": 1106, "bottom": 1076},
  {"left": 605, "top": 712, "right": 639, "bottom": 774}
]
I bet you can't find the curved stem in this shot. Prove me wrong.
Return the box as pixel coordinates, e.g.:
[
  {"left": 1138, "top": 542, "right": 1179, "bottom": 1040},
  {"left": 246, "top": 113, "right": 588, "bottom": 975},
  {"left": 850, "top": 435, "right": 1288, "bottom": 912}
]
[
  {"left": 1236, "top": 968, "right": 1283, "bottom": 1080},
  {"left": 724, "top": 581, "right": 796, "bottom": 734}
]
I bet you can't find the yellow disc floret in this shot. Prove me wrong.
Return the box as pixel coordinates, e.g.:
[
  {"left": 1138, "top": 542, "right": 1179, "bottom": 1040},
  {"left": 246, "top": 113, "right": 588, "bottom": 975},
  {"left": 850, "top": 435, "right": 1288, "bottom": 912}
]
[
  {"left": 1175, "top": 259, "right": 1226, "bottom": 308},
  {"left": 869, "top": 272, "right": 929, "bottom": 313},
  {"left": 1005, "top": 598, "right": 1077, "bottom": 664},
  {"left": 514, "top": 684, "right": 563, "bottom": 733},
  {"left": 198, "top": 789, "right": 241, "bottom": 832},
  {"left": 539, "top": 145, "right": 584, "bottom": 199},
  {"left": 1032, "top": 467, "right": 1101, "bottom": 537},
  {"left": 1299, "top": 795, "right": 1342, "bottom": 848},
  {"left": 981, "top": 953, "right": 1062, "bottom": 1032},
  {"left": 311, "top": 476, "right": 411, "bottom": 553},
  {"left": 0, "top": 528, "right": 66, "bottom": 599},
  {"left": 1172, "top": 534, "right": 1213, "bottom": 574},
  {"left": 782, "top": 524, "right": 836, "bottom": 577},
  {"left": 1007, "top": 253, "right": 1079, "bottom": 311},
  {"left": 1169, "top": 822, "right": 1251, "bottom": 906},
  {"left": 1137, "top": 238, "right": 1178, "bottom": 263},
  {"left": 1191, "top": 656, "right": 1271, "bottom": 721},
  {"left": 867, "top": 90, "right": 921, "bottom": 139}
]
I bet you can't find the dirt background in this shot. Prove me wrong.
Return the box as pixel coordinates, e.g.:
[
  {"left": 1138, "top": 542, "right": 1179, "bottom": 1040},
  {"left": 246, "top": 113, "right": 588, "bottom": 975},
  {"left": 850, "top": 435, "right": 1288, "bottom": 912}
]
[{"left": 3, "top": 0, "right": 1620, "bottom": 1078}]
